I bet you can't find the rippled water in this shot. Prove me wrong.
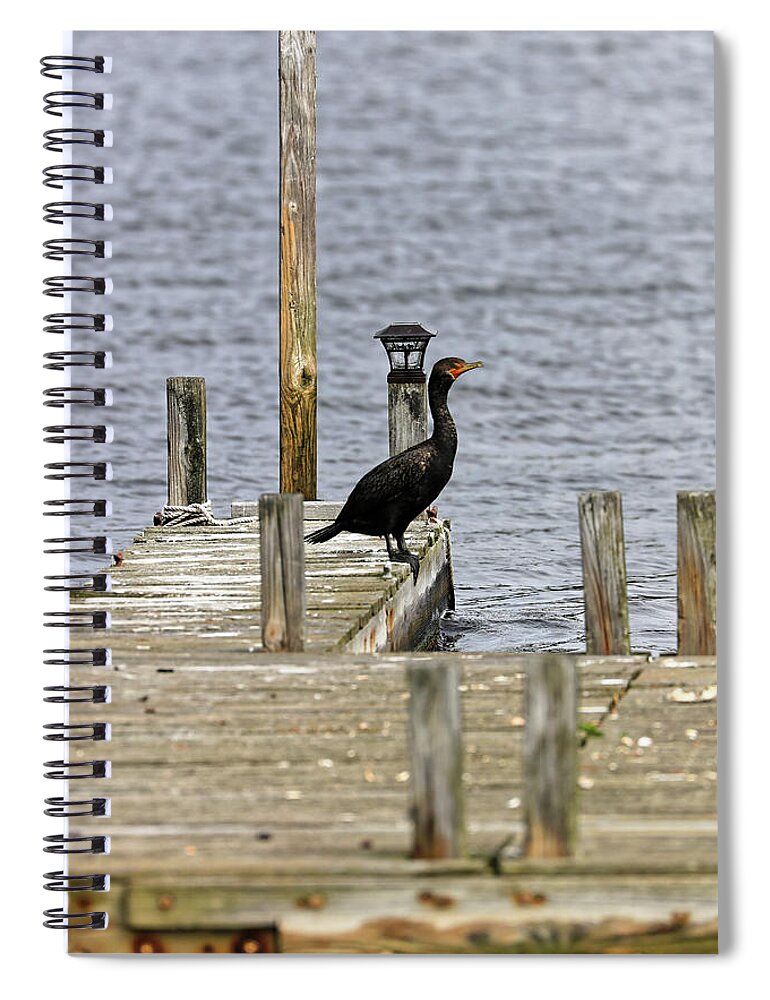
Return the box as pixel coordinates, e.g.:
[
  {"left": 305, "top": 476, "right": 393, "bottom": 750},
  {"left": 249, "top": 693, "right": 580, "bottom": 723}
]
[{"left": 72, "top": 31, "right": 715, "bottom": 653}]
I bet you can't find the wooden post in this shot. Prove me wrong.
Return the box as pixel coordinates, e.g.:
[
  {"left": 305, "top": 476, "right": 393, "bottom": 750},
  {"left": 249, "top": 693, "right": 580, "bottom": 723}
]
[
  {"left": 406, "top": 661, "right": 464, "bottom": 859},
  {"left": 166, "top": 376, "right": 207, "bottom": 506},
  {"left": 578, "top": 491, "right": 631, "bottom": 654},
  {"left": 388, "top": 381, "right": 428, "bottom": 457},
  {"left": 279, "top": 30, "right": 317, "bottom": 499},
  {"left": 523, "top": 654, "right": 577, "bottom": 858},
  {"left": 677, "top": 490, "right": 717, "bottom": 655},
  {"left": 260, "top": 493, "right": 306, "bottom": 652}
]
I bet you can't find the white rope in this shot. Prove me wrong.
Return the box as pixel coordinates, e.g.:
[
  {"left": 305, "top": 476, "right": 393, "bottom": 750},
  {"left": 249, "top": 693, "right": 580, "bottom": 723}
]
[{"left": 156, "top": 502, "right": 259, "bottom": 528}]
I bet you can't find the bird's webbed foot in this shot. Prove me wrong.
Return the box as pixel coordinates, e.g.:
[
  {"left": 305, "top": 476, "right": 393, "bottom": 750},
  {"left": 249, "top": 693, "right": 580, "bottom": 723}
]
[{"left": 384, "top": 534, "right": 420, "bottom": 584}]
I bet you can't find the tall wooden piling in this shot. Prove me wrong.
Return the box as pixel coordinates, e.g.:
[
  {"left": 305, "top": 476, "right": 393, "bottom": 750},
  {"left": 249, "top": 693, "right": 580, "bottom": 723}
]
[
  {"left": 578, "top": 491, "right": 631, "bottom": 655},
  {"left": 407, "top": 661, "right": 464, "bottom": 859},
  {"left": 260, "top": 493, "right": 306, "bottom": 652},
  {"left": 677, "top": 490, "right": 717, "bottom": 655},
  {"left": 388, "top": 382, "right": 428, "bottom": 457},
  {"left": 523, "top": 654, "right": 577, "bottom": 858},
  {"left": 279, "top": 30, "right": 317, "bottom": 499},
  {"left": 166, "top": 376, "right": 207, "bottom": 506}
]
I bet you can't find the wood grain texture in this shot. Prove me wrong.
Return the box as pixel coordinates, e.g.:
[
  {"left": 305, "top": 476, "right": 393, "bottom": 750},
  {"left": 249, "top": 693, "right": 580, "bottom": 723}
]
[
  {"left": 70, "top": 506, "right": 452, "bottom": 653},
  {"left": 279, "top": 30, "right": 317, "bottom": 498},
  {"left": 65, "top": 653, "right": 717, "bottom": 953},
  {"left": 388, "top": 381, "right": 428, "bottom": 457},
  {"left": 407, "top": 660, "right": 464, "bottom": 858},
  {"left": 66, "top": 654, "right": 713, "bottom": 861},
  {"left": 69, "top": 871, "right": 717, "bottom": 954},
  {"left": 578, "top": 491, "right": 630, "bottom": 654},
  {"left": 677, "top": 491, "right": 716, "bottom": 655},
  {"left": 523, "top": 654, "right": 577, "bottom": 858},
  {"left": 260, "top": 493, "right": 306, "bottom": 651},
  {"left": 166, "top": 377, "right": 207, "bottom": 505}
]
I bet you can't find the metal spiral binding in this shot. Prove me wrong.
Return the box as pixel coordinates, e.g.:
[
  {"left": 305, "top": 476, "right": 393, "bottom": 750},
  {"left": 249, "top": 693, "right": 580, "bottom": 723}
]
[
  {"left": 40, "top": 55, "right": 107, "bottom": 79},
  {"left": 43, "top": 275, "right": 110, "bottom": 297},
  {"left": 43, "top": 53, "right": 111, "bottom": 932},
  {"left": 44, "top": 691, "right": 111, "bottom": 708},
  {"left": 43, "top": 201, "right": 110, "bottom": 224},
  {"left": 44, "top": 610, "right": 110, "bottom": 629},
  {"left": 44, "top": 313, "right": 110, "bottom": 337},
  {"left": 43, "top": 239, "right": 108, "bottom": 259},
  {"left": 44, "top": 575, "right": 110, "bottom": 593},
  {"left": 44, "top": 537, "right": 112, "bottom": 556},
  {"left": 44, "top": 91, "right": 107, "bottom": 116},
  {"left": 43, "top": 426, "right": 112, "bottom": 444},
  {"left": 45, "top": 799, "right": 110, "bottom": 817},
  {"left": 43, "top": 648, "right": 111, "bottom": 666},
  {"left": 43, "top": 352, "right": 111, "bottom": 370},
  {"left": 43, "top": 498, "right": 111, "bottom": 516},
  {"left": 44, "top": 461, "right": 112, "bottom": 481},
  {"left": 43, "top": 164, "right": 108, "bottom": 188},
  {"left": 43, "top": 911, "right": 109, "bottom": 931},
  {"left": 44, "top": 128, "right": 109, "bottom": 151},
  {"left": 43, "top": 386, "right": 110, "bottom": 406}
]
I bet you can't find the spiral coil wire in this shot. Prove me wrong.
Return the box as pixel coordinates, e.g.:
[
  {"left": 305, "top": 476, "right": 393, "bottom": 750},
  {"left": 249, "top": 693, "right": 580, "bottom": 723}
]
[
  {"left": 40, "top": 55, "right": 107, "bottom": 79},
  {"left": 42, "top": 52, "right": 111, "bottom": 932},
  {"left": 43, "top": 128, "right": 109, "bottom": 152}
]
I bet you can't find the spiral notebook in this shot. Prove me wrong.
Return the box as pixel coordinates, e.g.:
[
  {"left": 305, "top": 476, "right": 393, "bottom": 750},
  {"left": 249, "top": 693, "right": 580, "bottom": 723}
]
[{"left": 43, "top": 30, "right": 717, "bottom": 954}]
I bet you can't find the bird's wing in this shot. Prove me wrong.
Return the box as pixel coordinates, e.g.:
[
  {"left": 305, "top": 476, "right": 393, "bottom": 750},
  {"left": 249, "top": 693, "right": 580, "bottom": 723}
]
[{"left": 340, "top": 444, "right": 433, "bottom": 517}]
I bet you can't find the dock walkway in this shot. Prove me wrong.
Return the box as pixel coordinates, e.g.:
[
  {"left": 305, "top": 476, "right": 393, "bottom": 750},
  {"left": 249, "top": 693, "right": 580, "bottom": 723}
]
[
  {"left": 66, "top": 648, "right": 717, "bottom": 953},
  {"left": 77, "top": 501, "right": 453, "bottom": 654}
]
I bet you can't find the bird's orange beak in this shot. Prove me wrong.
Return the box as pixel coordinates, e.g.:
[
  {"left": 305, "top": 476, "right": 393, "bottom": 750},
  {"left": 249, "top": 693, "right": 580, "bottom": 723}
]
[{"left": 449, "top": 360, "right": 484, "bottom": 379}]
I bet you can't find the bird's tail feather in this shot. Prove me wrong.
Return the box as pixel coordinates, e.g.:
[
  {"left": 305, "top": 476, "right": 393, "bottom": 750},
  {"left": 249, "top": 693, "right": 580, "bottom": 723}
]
[{"left": 304, "top": 521, "right": 342, "bottom": 544}]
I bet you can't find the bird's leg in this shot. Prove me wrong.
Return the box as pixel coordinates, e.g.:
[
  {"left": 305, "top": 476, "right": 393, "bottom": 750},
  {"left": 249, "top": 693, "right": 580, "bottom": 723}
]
[
  {"left": 385, "top": 534, "right": 398, "bottom": 561},
  {"left": 396, "top": 533, "right": 420, "bottom": 584}
]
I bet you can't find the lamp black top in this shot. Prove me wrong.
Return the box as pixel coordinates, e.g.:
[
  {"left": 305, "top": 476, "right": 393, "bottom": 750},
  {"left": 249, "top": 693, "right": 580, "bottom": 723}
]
[{"left": 374, "top": 323, "right": 436, "bottom": 383}]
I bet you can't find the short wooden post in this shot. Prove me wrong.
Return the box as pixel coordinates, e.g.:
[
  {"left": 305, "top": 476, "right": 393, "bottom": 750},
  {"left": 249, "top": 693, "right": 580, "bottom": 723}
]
[
  {"left": 388, "top": 381, "right": 428, "bottom": 457},
  {"left": 407, "top": 661, "right": 464, "bottom": 859},
  {"left": 166, "top": 376, "right": 207, "bottom": 506},
  {"left": 677, "top": 490, "right": 716, "bottom": 654},
  {"left": 578, "top": 491, "right": 631, "bottom": 654},
  {"left": 279, "top": 30, "right": 317, "bottom": 499},
  {"left": 523, "top": 654, "right": 577, "bottom": 859},
  {"left": 259, "top": 493, "right": 305, "bottom": 652}
]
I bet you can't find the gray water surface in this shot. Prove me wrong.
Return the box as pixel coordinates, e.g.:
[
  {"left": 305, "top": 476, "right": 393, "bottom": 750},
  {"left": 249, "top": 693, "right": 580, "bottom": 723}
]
[{"left": 72, "top": 30, "right": 715, "bottom": 653}]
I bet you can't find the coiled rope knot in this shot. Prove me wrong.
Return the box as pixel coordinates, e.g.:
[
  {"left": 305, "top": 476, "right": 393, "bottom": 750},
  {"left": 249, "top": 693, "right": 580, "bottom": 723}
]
[{"left": 154, "top": 502, "right": 258, "bottom": 528}]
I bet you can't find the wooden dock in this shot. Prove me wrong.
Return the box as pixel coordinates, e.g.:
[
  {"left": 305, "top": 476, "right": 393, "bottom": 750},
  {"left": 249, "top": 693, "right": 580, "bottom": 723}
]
[
  {"left": 64, "top": 646, "right": 717, "bottom": 953},
  {"left": 79, "top": 502, "right": 453, "bottom": 655},
  {"left": 58, "top": 487, "right": 718, "bottom": 953},
  {"left": 44, "top": 31, "right": 717, "bottom": 952}
]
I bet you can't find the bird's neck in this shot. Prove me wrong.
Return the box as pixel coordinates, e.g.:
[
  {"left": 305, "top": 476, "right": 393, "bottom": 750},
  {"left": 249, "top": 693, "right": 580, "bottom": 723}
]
[{"left": 428, "top": 381, "right": 457, "bottom": 457}]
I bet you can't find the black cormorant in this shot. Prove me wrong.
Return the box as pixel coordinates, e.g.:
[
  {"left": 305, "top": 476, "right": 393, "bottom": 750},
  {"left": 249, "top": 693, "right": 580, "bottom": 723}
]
[{"left": 305, "top": 357, "right": 482, "bottom": 581}]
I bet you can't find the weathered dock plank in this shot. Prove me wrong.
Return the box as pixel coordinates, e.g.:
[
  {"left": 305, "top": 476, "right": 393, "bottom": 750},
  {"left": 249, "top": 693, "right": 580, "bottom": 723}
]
[
  {"left": 73, "top": 502, "right": 453, "bottom": 653},
  {"left": 65, "top": 653, "right": 716, "bottom": 953},
  {"left": 67, "top": 871, "right": 715, "bottom": 954}
]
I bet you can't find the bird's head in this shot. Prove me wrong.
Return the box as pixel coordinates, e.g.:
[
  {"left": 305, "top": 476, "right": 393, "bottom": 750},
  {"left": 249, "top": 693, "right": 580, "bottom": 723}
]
[{"left": 430, "top": 357, "right": 484, "bottom": 387}]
